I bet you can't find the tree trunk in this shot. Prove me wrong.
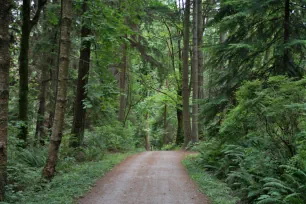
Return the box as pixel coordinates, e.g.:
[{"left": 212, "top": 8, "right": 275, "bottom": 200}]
[
  {"left": 18, "top": 0, "right": 46, "bottom": 143},
  {"left": 176, "top": 22, "right": 184, "bottom": 146},
  {"left": 163, "top": 104, "right": 168, "bottom": 145},
  {"left": 35, "top": 5, "right": 55, "bottom": 145},
  {"left": 283, "top": 0, "right": 290, "bottom": 75},
  {"left": 70, "top": 0, "right": 91, "bottom": 148},
  {"left": 48, "top": 30, "right": 59, "bottom": 132},
  {"left": 145, "top": 113, "right": 150, "bottom": 151},
  {"left": 191, "top": 0, "right": 199, "bottom": 143},
  {"left": 197, "top": 0, "right": 204, "bottom": 137},
  {"left": 220, "top": 32, "right": 227, "bottom": 43},
  {"left": 44, "top": 0, "right": 59, "bottom": 138},
  {"left": 182, "top": 0, "right": 192, "bottom": 147},
  {"left": 18, "top": 0, "right": 31, "bottom": 143},
  {"left": 43, "top": 0, "right": 72, "bottom": 180},
  {"left": 35, "top": 30, "right": 58, "bottom": 145},
  {"left": 176, "top": 89, "right": 184, "bottom": 145},
  {"left": 118, "top": 35, "right": 127, "bottom": 123},
  {"left": 163, "top": 80, "right": 169, "bottom": 144},
  {"left": 0, "top": 0, "right": 10, "bottom": 200},
  {"left": 35, "top": 59, "right": 48, "bottom": 146},
  {"left": 197, "top": 0, "right": 204, "bottom": 100}
]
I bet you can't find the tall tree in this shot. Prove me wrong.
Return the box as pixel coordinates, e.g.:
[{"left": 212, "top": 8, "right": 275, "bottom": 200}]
[
  {"left": 145, "top": 113, "right": 150, "bottom": 151},
  {"left": 70, "top": 0, "right": 92, "bottom": 147},
  {"left": 34, "top": 54, "right": 49, "bottom": 146},
  {"left": 191, "top": 0, "right": 199, "bottom": 142},
  {"left": 163, "top": 14, "right": 184, "bottom": 145},
  {"left": 33, "top": 0, "right": 59, "bottom": 145},
  {"left": 118, "top": 36, "right": 127, "bottom": 123},
  {"left": 282, "top": 0, "right": 290, "bottom": 75},
  {"left": 197, "top": 0, "right": 204, "bottom": 137},
  {"left": 182, "top": 0, "right": 192, "bottom": 147},
  {"left": 175, "top": 0, "right": 184, "bottom": 146},
  {"left": 163, "top": 80, "right": 169, "bottom": 144},
  {"left": 0, "top": 0, "right": 10, "bottom": 200},
  {"left": 43, "top": 0, "right": 72, "bottom": 179},
  {"left": 18, "top": 0, "right": 46, "bottom": 143},
  {"left": 176, "top": 87, "right": 184, "bottom": 145}
]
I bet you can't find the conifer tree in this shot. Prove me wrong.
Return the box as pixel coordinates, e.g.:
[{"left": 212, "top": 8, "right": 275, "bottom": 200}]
[
  {"left": 70, "top": 0, "right": 92, "bottom": 147},
  {"left": 0, "top": 0, "right": 10, "bottom": 199},
  {"left": 43, "top": 0, "right": 72, "bottom": 179},
  {"left": 182, "top": 0, "right": 192, "bottom": 147}
]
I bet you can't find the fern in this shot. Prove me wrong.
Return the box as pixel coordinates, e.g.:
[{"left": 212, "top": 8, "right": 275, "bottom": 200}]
[
  {"left": 17, "top": 148, "right": 47, "bottom": 168},
  {"left": 263, "top": 181, "right": 294, "bottom": 193},
  {"left": 280, "top": 165, "right": 306, "bottom": 180},
  {"left": 256, "top": 197, "right": 284, "bottom": 204},
  {"left": 284, "top": 193, "right": 303, "bottom": 203}
]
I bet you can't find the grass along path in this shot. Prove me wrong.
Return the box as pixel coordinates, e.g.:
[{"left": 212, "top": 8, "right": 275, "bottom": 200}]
[
  {"left": 183, "top": 154, "right": 239, "bottom": 204},
  {"left": 3, "top": 153, "right": 134, "bottom": 204}
]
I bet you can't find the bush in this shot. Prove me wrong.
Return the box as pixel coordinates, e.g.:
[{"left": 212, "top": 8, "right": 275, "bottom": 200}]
[
  {"left": 161, "top": 143, "right": 180, "bottom": 151},
  {"left": 85, "top": 121, "right": 137, "bottom": 152},
  {"left": 196, "top": 77, "right": 306, "bottom": 203},
  {"left": 16, "top": 147, "right": 48, "bottom": 168},
  {"left": 183, "top": 155, "right": 239, "bottom": 204}
]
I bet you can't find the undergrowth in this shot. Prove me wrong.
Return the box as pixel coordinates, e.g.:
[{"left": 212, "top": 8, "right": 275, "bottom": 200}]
[
  {"left": 160, "top": 143, "right": 181, "bottom": 151},
  {"left": 183, "top": 155, "right": 239, "bottom": 204},
  {"left": 195, "top": 76, "right": 306, "bottom": 203},
  {"left": 2, "top": 153, "right": 133, "bottom": 204}
]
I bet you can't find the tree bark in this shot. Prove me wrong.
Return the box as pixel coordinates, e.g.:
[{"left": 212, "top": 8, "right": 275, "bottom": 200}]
[
  {"left": 176, "top": 89, "right": 184, "bottom": 145},
  {"left": 118, "top": 35, "right": 127, "bottom": 123},
  {"left": 283, "top": 0, "right": 290, "bottom": 75},
  {"left": 38, "top": 0, "right": 59, "bottom": 141},
  {"left": 163, "top": 80, "right": 169, "bottom": 145},
  {"left": 145, "top": 113, "right": 150, "bottom": 151},
  {"left": 175, "top": 3, "right": 184, "bottom": 145},
  {"left": 48, "top": 29, "right": 59, "bottom": 132},
  {"left": 191, "top": 0, "right": 199, "bottom": 142},
  {"left": 163, "top": 104, "right": 168, "bottom": 144},
  {"left": 18, "top": 0, "right": 46, "bottom": 143},
  {"left": 35, "top": 58, "right": 48, "bottom": 146},
  {"left": 70, "top": 0, "right": 91, "bottom": 147},
  {"left": 197, "top": 0, "right": 204, "bottom": 137},
  {"left": 197, "top": 0, "right": 204, "bottom": 100},
  {"left": 18, "top": 0, "right": 31, "bottom": 143},
  {"left": 35, "top": 4, "right": 57, "bottom": 145},
  {"left": 182, "top": 0, "right": 192, "bottom": 147},
  {"left": 35, "top": 36, "right": 58, "bottom": 145},
  {"left": 43, "top": 0, "right": 72, "bottom": 180},
  {"left": 0, "top": 0, "right": 10, "bottom": 200}
]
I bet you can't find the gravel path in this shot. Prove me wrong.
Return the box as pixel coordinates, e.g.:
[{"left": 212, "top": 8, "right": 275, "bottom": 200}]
[{"left": 78, "top": 151, "right": 209, "bottom": 204}]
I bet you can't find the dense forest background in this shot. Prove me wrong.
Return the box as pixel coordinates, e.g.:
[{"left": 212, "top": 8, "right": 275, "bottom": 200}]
[{"left": 0, "top": 0, "right": 305, "bottom": 203}]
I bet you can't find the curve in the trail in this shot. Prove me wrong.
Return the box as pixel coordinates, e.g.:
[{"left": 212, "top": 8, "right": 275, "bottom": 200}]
[{"left": 78, "top": 151, "right": 210, "bottom": 204}]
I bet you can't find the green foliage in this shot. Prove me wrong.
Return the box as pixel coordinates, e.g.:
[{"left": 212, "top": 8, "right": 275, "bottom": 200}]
[
  {"left": 221, "top": 76, "right": 306, "bottom": 158},
  {"left": 3, "top": 123, "right": 136, "bottom": 204},
  {"left": 16, "top": 147, "right": 47, "bottom": 168},
  {"left": 82, "top": 133, "right": 106, "bottom": 161},
  {"left": 5, "top": 0, "right": 305, "bottom": 202},
  {"left": 197, "top": 76, "right": 306, "bottom": 203},
  {"left": 183, "top": 155, "right": 239, "bottom": 204},
  {"left": 160, "top": 143, "right": 180, "bottom": 151},
  {"left": 203, "top": 0, "right": 306, "bottom": 128},
  {"left": 257, "top": 164, "right": 306, "bottom": 203},
  {"left": 87, "top": 121, "right": 137, "bottom": 152},
  {"left": 3, "top": 153, "right": 131, "bottom": 204}
]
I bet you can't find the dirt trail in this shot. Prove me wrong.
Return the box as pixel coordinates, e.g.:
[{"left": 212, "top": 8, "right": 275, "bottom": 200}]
[{"left": 78, "top": 151, "right": 209, "bottom": 204}]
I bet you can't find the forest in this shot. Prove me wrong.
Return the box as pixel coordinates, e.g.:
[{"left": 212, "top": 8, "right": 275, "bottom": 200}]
[{"left": 0, "top": 0, "right": 305, "bottom": 203}]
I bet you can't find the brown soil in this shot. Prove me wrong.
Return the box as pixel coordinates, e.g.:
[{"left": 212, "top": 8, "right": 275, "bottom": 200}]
[{"left": 78, "top": 151, "right": 210, "bottom": 204}]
